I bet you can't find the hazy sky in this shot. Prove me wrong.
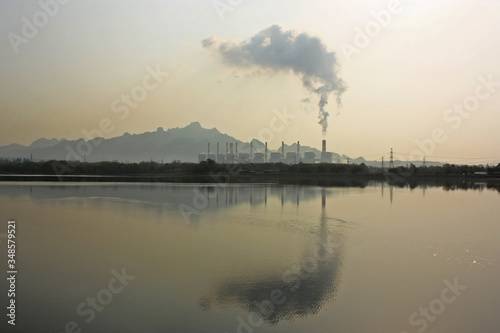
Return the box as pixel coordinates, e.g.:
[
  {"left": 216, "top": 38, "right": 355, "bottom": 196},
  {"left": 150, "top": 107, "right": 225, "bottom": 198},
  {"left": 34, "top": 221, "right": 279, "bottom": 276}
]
[{"left": 1, "top": 0, "right": 499, "bottom": 163}]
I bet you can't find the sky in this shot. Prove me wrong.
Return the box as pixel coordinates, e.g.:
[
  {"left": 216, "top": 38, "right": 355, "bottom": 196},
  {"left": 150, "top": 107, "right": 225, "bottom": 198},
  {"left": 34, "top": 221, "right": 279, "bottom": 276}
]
[{"left": 1, "top": 0, "right": 499, "bottom": 164}]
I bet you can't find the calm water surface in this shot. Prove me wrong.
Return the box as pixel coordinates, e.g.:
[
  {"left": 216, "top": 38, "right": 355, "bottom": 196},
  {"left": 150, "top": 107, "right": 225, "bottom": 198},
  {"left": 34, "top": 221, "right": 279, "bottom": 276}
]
[{"left": 0, "top": 182, "right": 499, "bottom": 332}]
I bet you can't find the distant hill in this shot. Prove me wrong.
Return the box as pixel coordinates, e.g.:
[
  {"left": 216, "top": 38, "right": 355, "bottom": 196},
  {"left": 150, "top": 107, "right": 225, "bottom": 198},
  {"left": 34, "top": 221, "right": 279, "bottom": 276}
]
[{"left": 0, "top": 122, "right": 441, "bottom": 166}]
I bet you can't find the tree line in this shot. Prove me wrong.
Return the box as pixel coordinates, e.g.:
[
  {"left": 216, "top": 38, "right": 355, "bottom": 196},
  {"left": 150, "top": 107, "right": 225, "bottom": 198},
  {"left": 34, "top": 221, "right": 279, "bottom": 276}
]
[{"left": 0, "top": 158, "right": 499, "bottom": 177}]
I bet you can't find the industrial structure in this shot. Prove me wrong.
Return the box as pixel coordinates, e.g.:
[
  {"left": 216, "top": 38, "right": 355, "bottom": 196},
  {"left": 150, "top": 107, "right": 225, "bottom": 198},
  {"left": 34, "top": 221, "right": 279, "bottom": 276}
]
[
  {"left": 198, "top": 140, "right": 336, "bottom": 164},
  {"left": 320, "top": 140, "right": 333, "bottom": 163}
]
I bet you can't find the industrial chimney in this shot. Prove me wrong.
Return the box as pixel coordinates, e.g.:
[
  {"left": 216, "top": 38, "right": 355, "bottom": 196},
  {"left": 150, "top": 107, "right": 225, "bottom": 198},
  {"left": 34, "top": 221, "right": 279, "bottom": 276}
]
[
  {"left": 321, "top": 140, "right": 333, "bottom": 163},
  {"left": 265, "top": 142, "right": 268, "bottom": 163},
  {"left": 235, "top": 142, "right": 238, "bottom": 158},
  {"left": 297, "top": 141, "right": 300, "bottom": 163},
  {"left": 208, "top": 142, "right": 210, "bottom": 156},
  {"left": 282, "top": 141, "right": 285, "bottom": 158}
]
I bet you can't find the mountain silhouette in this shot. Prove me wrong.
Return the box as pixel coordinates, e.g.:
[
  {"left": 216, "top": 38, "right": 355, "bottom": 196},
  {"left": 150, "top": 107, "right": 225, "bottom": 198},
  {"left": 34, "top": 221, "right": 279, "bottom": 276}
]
[
  {"left": 0, "top": 122, "right": 440, "bottom": 166},
  {"left": 0, "top": 122, "right": 340, "bottom": 163}
]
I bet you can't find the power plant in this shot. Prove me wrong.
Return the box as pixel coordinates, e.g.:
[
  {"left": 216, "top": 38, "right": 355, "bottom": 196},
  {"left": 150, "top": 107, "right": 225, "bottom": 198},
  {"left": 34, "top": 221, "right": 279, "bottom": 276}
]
[{"left": 198, "top": 140, "right": 336, "bottom": 164}]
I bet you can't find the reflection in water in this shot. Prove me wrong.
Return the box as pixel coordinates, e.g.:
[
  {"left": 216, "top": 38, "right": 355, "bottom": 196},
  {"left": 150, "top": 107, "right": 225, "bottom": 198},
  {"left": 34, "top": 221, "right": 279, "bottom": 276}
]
[
  {"left": 380, "top": 183, "right": 394, "bottom": 204},
  {"left": 0, "top": 181, "right": 498, "bottom": 332},
  {"left": 1, "top": 179, "right": 498, "bottom": 211},
  {"left": 265, "top": 186, "right": 267, "bottom": 207},
  {"left": 199, "top": 188, "right": 345, "bottom": 325}
]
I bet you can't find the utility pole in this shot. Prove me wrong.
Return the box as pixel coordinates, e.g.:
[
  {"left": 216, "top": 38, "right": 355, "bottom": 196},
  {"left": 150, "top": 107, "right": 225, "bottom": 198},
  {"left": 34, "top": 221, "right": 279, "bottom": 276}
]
[{"left": 389, "top": 148, "right": 394, "bottom": 168}]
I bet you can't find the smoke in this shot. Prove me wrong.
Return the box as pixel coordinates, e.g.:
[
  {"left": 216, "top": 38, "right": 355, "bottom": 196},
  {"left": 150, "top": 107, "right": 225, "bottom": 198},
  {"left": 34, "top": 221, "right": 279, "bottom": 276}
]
[{"left": 202, "top": 25, "right": 346, "bottom": 134}]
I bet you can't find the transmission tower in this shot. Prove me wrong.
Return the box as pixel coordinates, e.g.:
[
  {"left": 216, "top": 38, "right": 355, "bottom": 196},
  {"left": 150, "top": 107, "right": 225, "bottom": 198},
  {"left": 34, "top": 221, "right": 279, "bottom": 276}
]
[
  {"left": 381, "top": 156, "right": 384, "bottom": 169},
  {"left": 389, "top": 148, "right": 394, "bottom": 168}
]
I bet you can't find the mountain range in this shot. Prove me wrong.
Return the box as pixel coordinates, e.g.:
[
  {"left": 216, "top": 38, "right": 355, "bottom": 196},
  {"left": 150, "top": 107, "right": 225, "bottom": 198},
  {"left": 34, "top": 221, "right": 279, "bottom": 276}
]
[{"left": 0, "top": 122, "right": 438, "bottom": 167}]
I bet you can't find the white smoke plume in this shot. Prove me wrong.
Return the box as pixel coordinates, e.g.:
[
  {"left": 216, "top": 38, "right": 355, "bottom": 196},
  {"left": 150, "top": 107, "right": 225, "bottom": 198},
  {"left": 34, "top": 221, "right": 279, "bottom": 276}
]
[{"left": 202, "top": 25, "right": 346, "bottom": 134}]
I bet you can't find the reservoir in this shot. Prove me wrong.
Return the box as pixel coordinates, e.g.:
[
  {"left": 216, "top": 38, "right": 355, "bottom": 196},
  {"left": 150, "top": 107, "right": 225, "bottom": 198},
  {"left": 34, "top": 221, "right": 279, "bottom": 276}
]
[{"left": 0, "top": 181, "right": 498, "bottom": 332}]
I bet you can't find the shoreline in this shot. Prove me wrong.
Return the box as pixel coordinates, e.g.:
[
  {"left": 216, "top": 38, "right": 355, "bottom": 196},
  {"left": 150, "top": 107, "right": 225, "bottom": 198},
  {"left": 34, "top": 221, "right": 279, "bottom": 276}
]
[{"left": 1, "top": 173, "right": 499, "bottom": 185}]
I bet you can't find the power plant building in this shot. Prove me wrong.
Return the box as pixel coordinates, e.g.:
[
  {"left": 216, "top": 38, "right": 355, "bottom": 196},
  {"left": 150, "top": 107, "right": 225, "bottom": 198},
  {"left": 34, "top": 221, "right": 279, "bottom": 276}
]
[
  {"left": 253, "top": 153, "right": 265, "bottom": 163},
  {"left": 198, "top": 140, "right": 334, "bottom": 164},
  {"left": 285, "top": 152, "right": 297, "bottom": 164},
  {"left": 236, "top": 153, "right": 250, "bottom": 163},
  {"left": 303, "top": 152, "right": 316, "bottom": 164},
  {"left": 217, "top": 154, "right": 225, "bottom": 163},
  {"left": 269, "top": 152, "right": 282, "bottom": 163}
]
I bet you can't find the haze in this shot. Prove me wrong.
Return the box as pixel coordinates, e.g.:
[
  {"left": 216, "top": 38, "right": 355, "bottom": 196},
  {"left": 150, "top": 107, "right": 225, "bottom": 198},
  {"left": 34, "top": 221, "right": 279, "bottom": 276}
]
[{"left": 1, "top": 0, "right": 499, "bottom": 164}]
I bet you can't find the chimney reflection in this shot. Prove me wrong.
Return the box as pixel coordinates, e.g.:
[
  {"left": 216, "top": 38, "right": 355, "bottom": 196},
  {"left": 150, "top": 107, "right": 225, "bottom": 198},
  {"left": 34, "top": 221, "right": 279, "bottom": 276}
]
[
  {"left": 199, "top": 186, "right": 345, "bottom": 324},
  {"left": 265, "top": 186, "right": 267, "bottom": 208}
]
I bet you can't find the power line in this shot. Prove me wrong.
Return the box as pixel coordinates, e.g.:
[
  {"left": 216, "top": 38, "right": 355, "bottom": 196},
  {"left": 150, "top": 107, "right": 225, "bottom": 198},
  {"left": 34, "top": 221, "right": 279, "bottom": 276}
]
[
  {"left": 362, "top": 153, "right": 390, "bottom": 159},
  {"left": 393, "top": 152, "right": 500, "bottom": 162},
  {"left": 395, "top": 152, "right": 500, "bottom": 160},
  {"left": 329, "top": 150, "right": 499, "bottom": 165},
  {"left": 389, "top": 153, "right": 500, "bottom": 165}
]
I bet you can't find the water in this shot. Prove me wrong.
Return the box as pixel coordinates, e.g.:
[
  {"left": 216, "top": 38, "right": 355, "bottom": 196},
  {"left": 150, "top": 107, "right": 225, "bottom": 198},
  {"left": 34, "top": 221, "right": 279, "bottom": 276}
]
[{"left": 0, "top": 182, "right": 499, "bottom": 332}]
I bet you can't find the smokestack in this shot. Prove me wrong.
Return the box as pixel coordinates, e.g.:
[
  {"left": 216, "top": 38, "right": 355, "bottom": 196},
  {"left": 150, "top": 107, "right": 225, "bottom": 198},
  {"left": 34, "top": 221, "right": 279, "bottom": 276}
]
[
  {"left": 230, "top": 143, "right": 233, "bottom": 154},
  {"left": 208, "top": 142, "right": 210, "bottom": 155},
  {"left": 250, "top": 141, "right": 253, "bottom": 160},
  {"left": 282, "top": 141, "right": 285, "bottom": 158},
  {"left": 297, "top": 141, "right": 300, "bottom": 163},
  {"left": 322, "top": 140, "right": 326, "bottom": 153},
  {"left": 235, "top": 142, "right": 238, "bottom": 158},
  {"left": 265, "top": 142, "right": 268, "bottom": 163},
  {"left": 226, "top": 142, "right": 228, "bottom": 155}
]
